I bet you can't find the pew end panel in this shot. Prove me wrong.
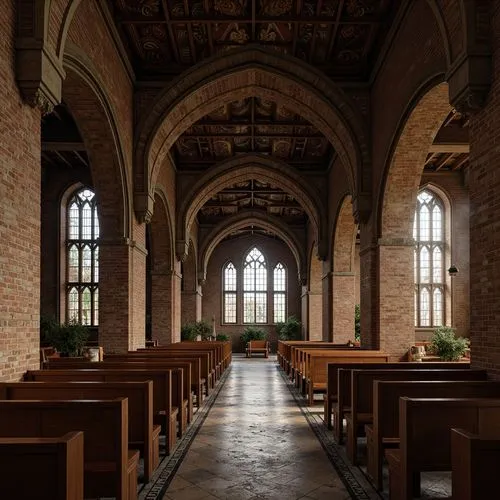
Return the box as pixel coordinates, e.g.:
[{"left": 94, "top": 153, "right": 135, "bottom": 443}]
[
  {"left": 0, "top": 431, "right": 84, "bottom": 500},
  {"left": 451, "top": 428, "right": 500, "bottom": 500}
]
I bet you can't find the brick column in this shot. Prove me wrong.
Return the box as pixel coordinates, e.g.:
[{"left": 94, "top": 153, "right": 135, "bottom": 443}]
[
  {"left": 468, "top": 3, "right": 500, "bottom": 378},
  {"left": 181, "top": 288, "right": 202, "bottom": 325},
  {"left": 151, "top": 270, "right": 175, "bottom": 345},
  {"left": 322, "top": 270, "right": 333, "bottom": 341},
  {"left": 99, "top": 238, "right": 146, "bottom": 353},
  {"left": 332, "top": 272, "right": 356, "bottom": 343},
  {"left": 307, "top": 291, "right": 323, "bottom": 340},
  {"left": 172, "top": 263, "right": 182, "bottom": 343},
  {"left": 378, "top": 238, "right": 415, "bottom": 360}
]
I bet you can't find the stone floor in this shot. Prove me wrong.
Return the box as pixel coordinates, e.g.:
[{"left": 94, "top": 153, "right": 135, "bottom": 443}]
[{"left": 162, "top": 355, "right": 353, "bottom": 500}]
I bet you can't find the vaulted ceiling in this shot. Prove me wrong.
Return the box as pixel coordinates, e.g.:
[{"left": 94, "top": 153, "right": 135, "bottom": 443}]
[
  {"left": 109, "top": 0, "right": 400, "bottom": 81},
  {"left": 174, "top": 97, "right": 333, "bottom": 172}
]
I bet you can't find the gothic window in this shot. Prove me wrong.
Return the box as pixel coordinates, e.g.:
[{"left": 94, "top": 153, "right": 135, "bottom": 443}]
[
  {"left": 66, "top": 188, "right": 99, "bottom": 325},
  {"left": 414, "top": 190, "right": 444, "bottom": 327},
  {"left": 273, "top": 262, "right": 287, "bottom": 323},
  {"left": 223, "top": 262, "right": 237, "bottom": 323},
  {"left": 243, "top": 248, "right": 267, "bottom": 323}
]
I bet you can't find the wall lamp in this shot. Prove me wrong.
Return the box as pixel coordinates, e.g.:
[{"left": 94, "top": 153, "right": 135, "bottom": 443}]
[{"left": 448, "top": 265, "right": 459, "bottom": 277}]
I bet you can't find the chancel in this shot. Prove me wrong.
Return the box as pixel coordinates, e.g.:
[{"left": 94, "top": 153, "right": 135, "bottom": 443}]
[{"left": 1, "top": 1, "right": 500, "bottom": 499}]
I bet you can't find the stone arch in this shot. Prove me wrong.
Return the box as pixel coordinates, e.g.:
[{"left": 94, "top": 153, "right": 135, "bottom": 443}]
[
  {"left": 380, "top": 80, "right": 451, "bottom": 240},
  {"left": 62, "top": 47, "right": 130, "bottom": 240},
  {"left": 54, "top": 0, "right": 84, "bottom": 59},
  {"left": 377, "top": 80, "right": 451, "bottom": 359},
  {"left": 198, "top": 210, "right": 305, "bottom": 285},
  {"left": 330, "top": 195, "right": 358, "bottom": 343},
  {"left": 177, "top": 154, "right": 325, "bottom": 260},
  {"left": 333, "top": 195, "right": 357, "bottom": 273},
  {"left": 134, "top": 46, "right": 370, "bottom": 222},
  {"left": 183, "top": 239, "right": 198, "bottom": 292},
  {"left": 307, "top": 242, "right": 324, "bottom": 341},
  {"left": 150, "top": 188, "right": 176, "bottom": 344}
]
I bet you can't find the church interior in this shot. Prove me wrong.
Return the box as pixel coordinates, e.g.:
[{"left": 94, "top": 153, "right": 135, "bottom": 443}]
[{"left": 1, "top": 0, "right": 500, "bottom": 499}]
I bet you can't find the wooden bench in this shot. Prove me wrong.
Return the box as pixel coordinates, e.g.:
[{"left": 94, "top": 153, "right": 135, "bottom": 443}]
[
  {"left": 330, "top": 361, "right": 471, "bottom": 442},
  {"left": 0, "top": 398, "right": 139, "bottom": 500},
  {"left": 366, "top": 379, "right": 500, "bottom": 489},
  {"left": 105, "top": 353, "right": 205, "bottom": 407},
  {"left": 451, "top": 428, "right": 500, "bottom": 500},
  {"left": 25, "top": 368, "right": 180, "bottom": 455},
  {"left": 304, "top": 351, "right": 390, "bottom": 406},
  {"left": 0, "top": 380, "right": 160, "bottom": 483},
  {"left": 345, "top": 368, "right": 487, "bottom": 464},
  {"left": 44, "top": 358, "right": 193, "bottom": 434},
  {"left": 385, "top": 397, "right": 500, "bottom": 500},
  {"left": 246, "top": 340, "right": 270, "bottom": 358},
  {"left": 0, "top": 431, "right": 84, "bottom": 500}
]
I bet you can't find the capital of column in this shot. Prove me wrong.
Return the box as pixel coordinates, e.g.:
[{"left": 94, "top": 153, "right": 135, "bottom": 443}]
[{"left": 134, "top": 191, "right": 155, "bottom": 224}]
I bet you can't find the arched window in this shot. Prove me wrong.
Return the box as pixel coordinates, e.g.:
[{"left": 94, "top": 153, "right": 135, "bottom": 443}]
[
  {"left": 223, "top": 262, "right": 237, "bottom": 323},
  {"left": 66, "top": 188, "right": 99, "bottom": 325},
  {"left": 273, "top": 262, "right": 287, "bottom": 323},
  {"left": 243, "top": 247, "right": 267, "bottom": 323},
  {"left": 413, "top": 190, "right": 444, "bottom": 327}
]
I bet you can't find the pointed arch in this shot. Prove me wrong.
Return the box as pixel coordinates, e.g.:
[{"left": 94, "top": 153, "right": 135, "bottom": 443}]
[
  {"left": 134, "top": 46, "right": 370, "bottom": 223},
  {"left": 198, "top": 210, "right": 305, "bottom": 285},
  {"left": 62, "top": 47, "right": 131, "bottom": 240},
  {"left": 178, "top": 154, "right": 325, "bottom": 260}
]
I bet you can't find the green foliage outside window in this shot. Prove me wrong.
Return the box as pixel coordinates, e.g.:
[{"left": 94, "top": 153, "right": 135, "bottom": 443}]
[{"left": 355, "top": 304, "right": 361, "bottom": 342}]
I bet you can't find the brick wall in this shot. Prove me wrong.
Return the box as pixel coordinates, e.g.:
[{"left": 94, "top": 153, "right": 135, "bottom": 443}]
[
  {"left": 203, "top": 234, "right": 300, "bottom": 352},
  {"left": 0, "top": 2, "right": 43, "bottom": 381},
  {"left": 468, "top": 2, "right": 500, "bottom": 378}
]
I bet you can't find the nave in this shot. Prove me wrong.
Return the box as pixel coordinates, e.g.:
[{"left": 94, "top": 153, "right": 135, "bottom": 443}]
[{"left": 149, "top": 356, "right": 360, "bottom": 500}]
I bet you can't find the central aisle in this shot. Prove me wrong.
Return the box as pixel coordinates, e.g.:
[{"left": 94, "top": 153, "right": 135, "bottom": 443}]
[{"left": 163, "top": 356, "right": 352, "bottom": 500}]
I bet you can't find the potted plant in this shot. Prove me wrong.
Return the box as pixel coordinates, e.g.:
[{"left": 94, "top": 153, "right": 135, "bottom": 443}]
[
  {"left": 430, "top": 326, "right": 469, "bottom": 361},
  {"left": 181, "top": 320, "right": 214, "bottom": 341},
  {"left": 45, "top": 319, "right": 89, "bottom": 357},
  {"left": 354, "top": 304, "right": 361, "bottom": 345},
  {"left": 276, "top": 316, "right": 301, "bottom": 340},
  {"left": 216, "top": 333, "right": 230, "bottom": 341},
  {"left": 240, "top": 326, "right": 267, "bottom": 344}
]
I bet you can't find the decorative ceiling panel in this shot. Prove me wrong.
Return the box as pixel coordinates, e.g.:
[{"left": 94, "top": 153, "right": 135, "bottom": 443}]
[
  {"left": 110, "top": 0, "right": 399, "bottom": 79},
  {"left": 198, "top": 179, "right": 307, "bottom": 224},
  {"left": 174, "top": 97, "right": 333, "bottom": 171}
]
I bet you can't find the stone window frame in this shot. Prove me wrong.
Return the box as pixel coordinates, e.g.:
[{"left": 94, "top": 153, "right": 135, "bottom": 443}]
[
  {"left": 414, "top": 187, "right": 449, "bottom": 328},
  {"left": 62, "top": 186, "right": 99, "bottom": 326}
]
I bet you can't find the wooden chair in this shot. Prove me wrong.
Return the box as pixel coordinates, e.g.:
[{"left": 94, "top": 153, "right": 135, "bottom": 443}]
[{"left": 246, "top": 340, "right": 270, "bottom": 358}]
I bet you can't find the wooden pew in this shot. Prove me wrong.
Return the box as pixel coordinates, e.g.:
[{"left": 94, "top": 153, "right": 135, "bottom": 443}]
[
  {"left": 246, "top": 340, "right": 270, "bottom": 358},
  {"left": 109, "top": 350, "right": 213, "bottom": 394},
  {"left": 0, "top": 381, "right": 160, "bottom": 483},
  {"left": 385, "top": 397, "right": 500, "bottom": 500},
  {"left": 345, "top": 369, "right": 487, "bottom": 464},
  {"left": 330, "top": 361, "right": 471, "bottom": 441},
  {"left": 25, "top": 368, "right": 180, "bottom": 455},
  {"left": 45, "top": 358, "right": 193, "bottom": 432},
  {"left": 304, "top": 351, "right": 390, "bottom": 406},
  {"left": 366, "top": 380, "right": 500, "bottom": 489},
  {"left": 451, "top": 428, "right": 500, "bottom": 500},
  {"left": 290, "top": 344, "right": 357, "bottom": 385},
  {"left": 0, "top": 431, "right": 84, "bottom": 500},
  {"left": 277, "top": 341, "right": 327, "bottom": 375},
  {"left": 104, "top": 354, "right": 205, "bottom": 407},
  {"left": 0, "top": 398, "right": 139, "bottom": 500}
]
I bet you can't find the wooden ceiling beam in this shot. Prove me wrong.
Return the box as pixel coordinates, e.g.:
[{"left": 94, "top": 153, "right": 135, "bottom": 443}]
[
  {"left": 42, "top": 141, "right": 86, "bottom": 152},
  {"left": 116, "top": 16, "right": 382, "bottom": 25},
  {"left": 181, "top": 133, "right": 324, "bottom": 139},
  {"left": 434, "top": 153, "right": 456, "bottom": 171},
  {"left": 428, "top": 143, "right": 470, "bottom": 154},
  {"left": 452, "top": 155, "right": 469, "bottom": 171}
]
